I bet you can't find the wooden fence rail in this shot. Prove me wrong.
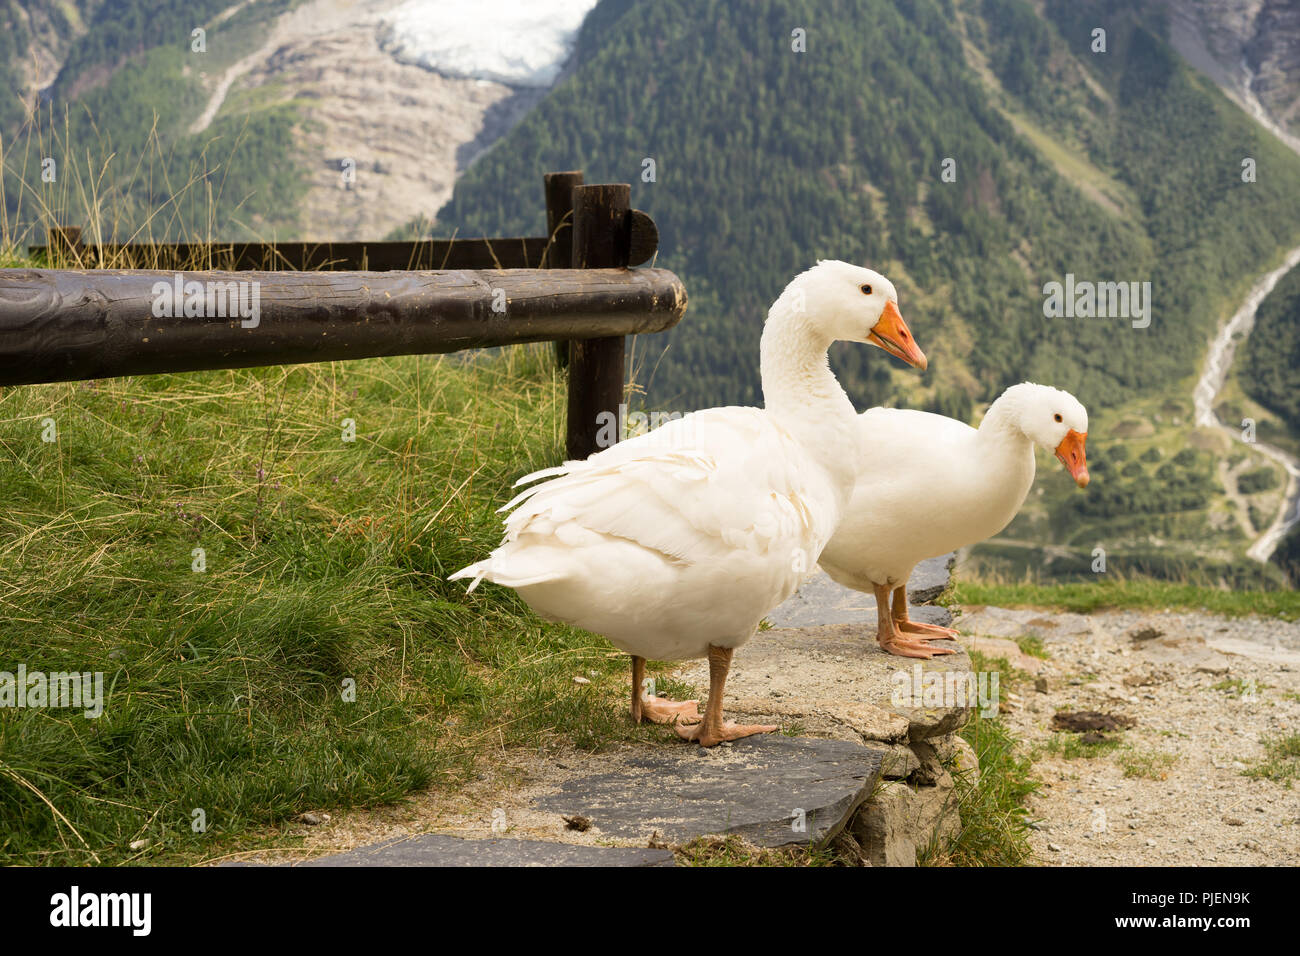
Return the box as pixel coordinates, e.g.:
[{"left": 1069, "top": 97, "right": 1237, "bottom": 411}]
[
  {"left": 0, "top": 267, "right": 686, "bottom": 384},
  {"left": 1, "top": 173, "right": 683, "bottom": 460}
]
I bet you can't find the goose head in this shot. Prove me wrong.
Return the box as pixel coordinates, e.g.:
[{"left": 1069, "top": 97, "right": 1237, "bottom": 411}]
[
  {"left": 780, "top": 260, "right": 927, "bottom": 369},
  {"left": 1000, "top": 383, "right": 1090, "bottom": 487}
]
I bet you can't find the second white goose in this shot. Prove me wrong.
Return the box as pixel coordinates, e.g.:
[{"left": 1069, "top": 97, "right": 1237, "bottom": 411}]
[{"left": 818, "top": 382, "right": 1090, "bottom": 658}]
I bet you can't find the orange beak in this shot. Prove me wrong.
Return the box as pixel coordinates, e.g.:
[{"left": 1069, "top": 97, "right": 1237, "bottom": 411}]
[
  {"left": 869, "top": 300, "right": 928, "bottom": 371},
  {"left": 1055, "top": 429, "right": 1090, "bottom": 488}
]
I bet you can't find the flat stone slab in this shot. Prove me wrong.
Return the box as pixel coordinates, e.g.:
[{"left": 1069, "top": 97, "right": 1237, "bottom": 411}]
[
  {"left": 279, "top": 833, "right": 675, "bottom": 867},
  {"left": 533, "top": 734, "right": 882, "bottom": 848},
  {"left": 767, "top": 554, "right": 953, "bottom": 629}
]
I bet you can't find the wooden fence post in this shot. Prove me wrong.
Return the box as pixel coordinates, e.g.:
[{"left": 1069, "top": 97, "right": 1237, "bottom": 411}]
[
  {"left": 566, "top": 183, "right": 630, "bottom": 461},
  {"left": 544, "top": 170, "right": 584, "bottom": 369}
]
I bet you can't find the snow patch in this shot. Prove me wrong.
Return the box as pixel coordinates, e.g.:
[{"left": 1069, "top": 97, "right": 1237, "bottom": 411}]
[{"left": 379, "top": 0, "right": 598, "bottom": 88}]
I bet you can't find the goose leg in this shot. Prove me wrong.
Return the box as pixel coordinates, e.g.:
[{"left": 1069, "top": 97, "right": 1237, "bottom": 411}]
[
  {"left": 631, "top": 655, "right": 700, "bottom": 725},
  {"left": 891, "top": 585, "right": 959, "bottom": 639},
  {"left": 875, "top": 584, "right": 957, "bottom": 659},
  {"left": 675, "top": 645, "right": 777, "bottom": 747}
]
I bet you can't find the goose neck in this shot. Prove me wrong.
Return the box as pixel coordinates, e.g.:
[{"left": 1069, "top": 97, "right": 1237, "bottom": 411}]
[{"left": 760, "top": 307, "right": 854, "bottom": 424}]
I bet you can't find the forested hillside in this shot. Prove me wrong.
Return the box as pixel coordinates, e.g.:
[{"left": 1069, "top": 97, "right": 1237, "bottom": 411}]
[
  {"left": 432, "top": 0, "right": 1300, "bottom": 420},
  {"left": 1242, "top": 267, "right": 1300, "bottom": 435}
]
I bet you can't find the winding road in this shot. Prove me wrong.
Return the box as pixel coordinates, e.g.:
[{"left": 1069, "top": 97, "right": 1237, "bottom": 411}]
[
  {"left": 1190, "top": 66, "right": 1300, "bottom": 565},
  {"left": 1192, "top": 246, "right": 1300, "bottom": 562}
]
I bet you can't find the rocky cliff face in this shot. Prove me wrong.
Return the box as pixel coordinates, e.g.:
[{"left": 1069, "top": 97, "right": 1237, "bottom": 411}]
[
  {"left": 4, "top": 0, "right": 569, "bottom": 241},
  {"left": 1164, "top": 0, "right": 1300, "bottom": 148},
  {"left": 3, "top": 0, "right": 102, "bottom": 105},
  {"left": 184, "top": 0, "right": 564, "bottom": 240}
]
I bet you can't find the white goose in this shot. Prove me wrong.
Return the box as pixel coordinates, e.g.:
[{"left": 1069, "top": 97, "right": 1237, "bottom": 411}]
[
  {"left": 452, "top": 261, "right": 928, "bottom": 746},
  {"left": 818, "top": 382, "right": 1089, "bottom": 658}
]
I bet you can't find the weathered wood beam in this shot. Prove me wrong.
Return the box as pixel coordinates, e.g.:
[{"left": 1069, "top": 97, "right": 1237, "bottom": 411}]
[
  {"left": 0, "top": 267, "right": 687, "bottom": 387},
  {"left": 544, "top": 170, "right": 584, "bottom": 369}
]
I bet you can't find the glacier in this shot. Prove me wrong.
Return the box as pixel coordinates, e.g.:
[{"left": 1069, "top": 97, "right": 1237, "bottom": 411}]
[{"left": 379, "top": 0, "right": 600, "bottom": 88}]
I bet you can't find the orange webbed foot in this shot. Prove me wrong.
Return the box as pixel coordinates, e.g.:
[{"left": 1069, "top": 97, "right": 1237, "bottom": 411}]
[
  {"left": 674, "top": 719, "right": 778, "bottom": 747},
  {"left": 637, "top": 696, "right": 702, "bottom": 725},
  {"left": 879, "top": 636, "right": 959, "bottom": 659},
  {"left": 896, "top": 619, "right": 959, "bottom": 639}
]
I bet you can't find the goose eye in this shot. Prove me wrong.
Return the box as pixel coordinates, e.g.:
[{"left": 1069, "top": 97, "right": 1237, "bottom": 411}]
[
  {"left": 1054, "top": 413, "right": 1063, "bottom": 423},
  {"left": 860, "top": 284, "right": 872, "bottom": 295}
]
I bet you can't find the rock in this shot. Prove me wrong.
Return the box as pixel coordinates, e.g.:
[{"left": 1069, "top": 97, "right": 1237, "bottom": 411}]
[
  {"left": 853, "top": 771, "right": 960, "bottom": 867},
  {"left": 1051, "top": 711, "right": 1136, "bottom": 733},
  {"left": 956, "top": 634, "right": 1046, "bottom": 675},
  {"left": 278, "top": 834, "right": 675, "bottom": 867},
  {"left": 863, "top": 741, "right": 922, "bottom": 779},
  {"left": 1134, "top": 634, "right": 1232, "bottom": 674},
  {"left": 533, "top": 735, "right": 882, "bottom": 848},
  {"left": 957, "top": 605, "right": 1096, "bottom": 642},
  {"left": 1035, "top": 676, "right": 1051, "bottom": 693},
  {"left": 1048, "top": 842, "right": 1062, "bottom": 852},
  {"left": 910, "top": 740, "right": 946, "bottom": 786},
  {"left": 934, "top": 734, "right": 980, "bottom": 787},
  {"left": 900, "top": 702, "right": 974, "bottom": 741},
  {"left": 907, "top": 553, "right": 955, "bottom": 604},
  {"left": 819, "top": 700, "right": 913, "bottom": 743},
  {"left": 1129, "top": 621, "right": 1165, "bottom": 642}
]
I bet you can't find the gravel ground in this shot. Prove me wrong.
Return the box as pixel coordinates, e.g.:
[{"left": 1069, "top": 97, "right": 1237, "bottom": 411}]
[{"left": 955, "top": 605, "right": 1300, "bottom": 866}]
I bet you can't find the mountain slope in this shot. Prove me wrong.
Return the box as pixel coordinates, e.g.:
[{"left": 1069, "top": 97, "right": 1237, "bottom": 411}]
[
  {"left": 436, "top": 0, "right": 1300, "bottom": 411},
  {"left": 0, "top": 0, "right": 595, "bottom": 242},
  {"left": 431, "top": 0, "right": 1300, "bottom": 583}
]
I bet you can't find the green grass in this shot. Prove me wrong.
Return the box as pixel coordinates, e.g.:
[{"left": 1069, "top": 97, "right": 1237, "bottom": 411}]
[
  {"left": 1120, "top": 748, "right": 1177, "bottom": 780},
  {"left": 1243, "top": 735, "right": 1300, "bottom": 788},
  {"left": 933, "top": 713, "right": 1037, "bottom": 867},
  {"left": 675, "top": 834, "right": 847, "bottom": 867},
  {"left": 1014, "top": 634, "right": 1049, "bottom": 660},
  {"left": 954, "top": 578, "right": 1300, "bottom": 622},
  {"left": 1211, "top": 677, "right": 1267, "bottom": 699},
  {"left": 967, "top": 649, "right": 1033, "bottom": 688},
  {"left": 1041, "top": 732, "right": 1124, "bottom": 760},
  {"left": 0, "top": 344, "right": 686, "bottom": 865}
]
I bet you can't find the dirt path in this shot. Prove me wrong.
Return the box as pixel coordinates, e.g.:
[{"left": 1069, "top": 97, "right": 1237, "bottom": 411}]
[{"left": 957, "top": 604, "right": 1300, "bottom": 865}]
